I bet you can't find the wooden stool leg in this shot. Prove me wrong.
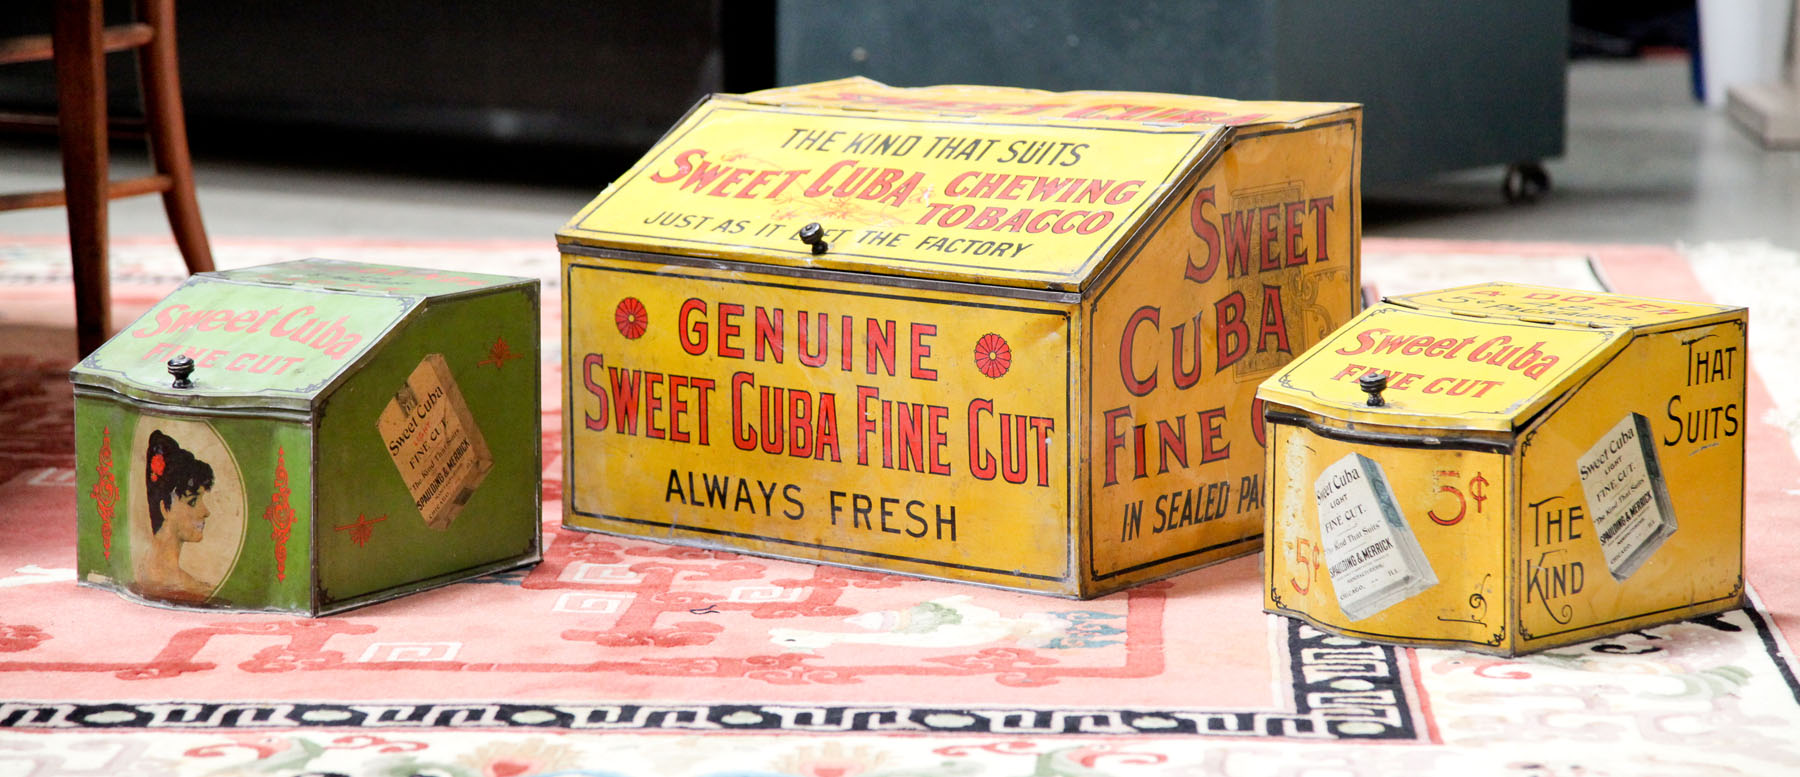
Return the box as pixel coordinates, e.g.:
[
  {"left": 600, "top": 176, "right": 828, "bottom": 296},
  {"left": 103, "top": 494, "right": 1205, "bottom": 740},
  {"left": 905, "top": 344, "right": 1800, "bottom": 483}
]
[
  {"left": 54, "top": 0, "right": 112, "bottom": 357},
  {"left": 136, "top": 0, "right": 213, "bottom": 274}
]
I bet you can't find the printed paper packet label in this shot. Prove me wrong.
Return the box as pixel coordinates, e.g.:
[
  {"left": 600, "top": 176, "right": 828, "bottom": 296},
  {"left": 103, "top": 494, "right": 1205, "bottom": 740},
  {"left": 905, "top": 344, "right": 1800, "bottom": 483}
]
[
  {"left": 1315, "top": 452, "right": 1438, "bottom": 621},
  {"left": 1577, "top": 413, "right": 1677, "bottom": 580},
  {"left": 378, "top": 354, "right": 493, "bottom": 531}
]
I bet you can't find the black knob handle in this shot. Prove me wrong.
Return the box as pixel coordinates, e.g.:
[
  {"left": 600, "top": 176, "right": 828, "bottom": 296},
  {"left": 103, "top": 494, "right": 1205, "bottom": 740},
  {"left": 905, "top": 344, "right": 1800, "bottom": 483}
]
[
  {"left": 1359, "top": 372, "right": 1387, "bottom": 407},
  {"left": 798, "top": 222, "right": 829, "bottom": 255},
  {"left": 168, "top": 355, "right": 195, "bottom": 389}
]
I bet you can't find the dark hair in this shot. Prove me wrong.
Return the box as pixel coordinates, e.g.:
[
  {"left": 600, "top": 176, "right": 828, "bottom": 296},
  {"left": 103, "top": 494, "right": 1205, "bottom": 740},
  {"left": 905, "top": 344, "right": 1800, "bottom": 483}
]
[{"left": 145, "top": 430, "right": 214, "bottom": 534}]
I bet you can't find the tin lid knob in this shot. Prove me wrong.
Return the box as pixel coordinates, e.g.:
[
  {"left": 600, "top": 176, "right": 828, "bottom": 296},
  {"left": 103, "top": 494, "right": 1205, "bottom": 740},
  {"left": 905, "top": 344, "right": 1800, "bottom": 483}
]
[
  {"left": 168, "top": 355, "right": 196, "bottom": 389},
  {"left": 1359, "top": 371, "right": 1387, "bottom": 407},
  {"left": 798, "top": 222, "right": 829, "bottom": 255}
]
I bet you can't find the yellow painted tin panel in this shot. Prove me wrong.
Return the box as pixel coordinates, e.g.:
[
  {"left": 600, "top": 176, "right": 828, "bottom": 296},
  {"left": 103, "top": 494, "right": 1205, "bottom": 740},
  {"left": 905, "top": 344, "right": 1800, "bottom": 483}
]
[
  {"left": 1390, "top": 282, "right": 1736, "bottom": 329},
  {"left": 748, "top": 77, "right": 1355, "bottom": 128},
  {"left": 1263, "top": 421, "right": 1511, "bottom": 650},
  {"left": 1084, "top": 118, "right": 1360, "bottom": 589},
  {"left": 1260, "top": 305, "right": 1621, "bottom": 432},
  {"left": 558, "top": 98, "right": 1225, "bottom": 292},
  {"left": 1512, "top": 317, "right": 1745, "bottom": 651},
  {"left": 562, "top": 252, "right": 1079, "bottom": 593}
]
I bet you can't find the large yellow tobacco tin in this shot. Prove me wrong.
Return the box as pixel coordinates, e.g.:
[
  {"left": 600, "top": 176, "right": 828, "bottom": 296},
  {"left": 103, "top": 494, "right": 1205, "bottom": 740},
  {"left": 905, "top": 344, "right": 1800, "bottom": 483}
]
[
  {"left": 1259, "top": 282, "right": 1746, "bottom": 653},
  {"left": 559, "top": 78, "right": 1361, "bottom": 597}
]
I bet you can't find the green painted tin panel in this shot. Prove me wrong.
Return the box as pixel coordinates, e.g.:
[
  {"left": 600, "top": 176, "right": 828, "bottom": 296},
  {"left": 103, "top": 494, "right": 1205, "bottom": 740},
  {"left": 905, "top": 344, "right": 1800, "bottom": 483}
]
[
  {"left": 73, "top": 396, "right": 316, "bottom": 612},
  {"left": 72, "top": 258, "right": 541, "bottom": 615},
  {"left": 74, "top": 276, "right": 413, "bottom": 408},
  {"left": 219, "top": 258, "right": 532, "bottom": 298},
  {"left": 314, "top": 287, "right": 543, "bottom": 606}
]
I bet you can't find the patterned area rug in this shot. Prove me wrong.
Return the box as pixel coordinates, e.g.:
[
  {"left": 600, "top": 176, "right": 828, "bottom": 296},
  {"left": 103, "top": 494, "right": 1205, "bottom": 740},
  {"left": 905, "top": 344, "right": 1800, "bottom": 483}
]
[{"left": 2, "top": 236, "right": 1798, "bottom": 776}]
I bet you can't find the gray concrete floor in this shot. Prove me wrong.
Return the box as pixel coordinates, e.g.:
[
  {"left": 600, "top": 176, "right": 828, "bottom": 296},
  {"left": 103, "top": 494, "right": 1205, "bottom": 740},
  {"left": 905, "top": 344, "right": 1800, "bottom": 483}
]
[
  {"left": 2, "top": 58, "right": 1797, "bottom": 251},
  {"left": 1365, "top": 58, "right": 1800, "bottom": 251}
]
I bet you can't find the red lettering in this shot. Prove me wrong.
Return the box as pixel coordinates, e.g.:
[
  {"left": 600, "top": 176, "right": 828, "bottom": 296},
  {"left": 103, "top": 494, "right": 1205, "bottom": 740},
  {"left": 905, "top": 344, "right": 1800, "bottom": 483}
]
[
  {"left": 1223, "top": 211, "right": 1255, "bottom": 278},
  {"left": 866, "top": 319, "right": 896, "bottom": 376},
  {"left": 1258, "top": 285, "right": 1291, "bottom": 355},
  {"left": 856, "top": 386, "right": 880, "bottom": 466},
  {"left": 609, "top": 367, "right": 642, "bottom": 434},
  {"left": 967, "top": 206, "right": 1008, "bottom": 230},
  {"left": 755, "top": 307, "right": 783, "bottom": 363},
  {"left": 1120, "top": 307, "right": 1159, "bottom": 396},
  {"left": 679, "top": 299, "right": 707, "bottom": 356},
  {"left": 1104, "top": 181, "right": 1144, "bottom": 205},
  {"left": 1258, "top": 205, "right": 1282, "bottom": 271},
  {"left": 798, "top": 311, "right": 829, "bottom": 367},
  {"left": 1335, "top": 328, "right": 1381, "bottom": 356},
  {"left": 1102, "top": 406, "right": 1130, "bottom": 486},
  {"left": 1310, "top": 196, "right": 1334, "bottom": 263},
  {"left": 1197, "top": 407, "right": 1229, "bottom": 463},
  {"left": 643, "top": 373, "right": 665, "bottom": 439},
  {"left": 582, "top": 354, "right": 608, "bottom": 431},
  {"left": 1187, "top": 187, "right": 1220, "bottom": 283},
  {"left": 788, "top": 390, "right": 813, "bottom": 458},
  {"left": 804, "top": 160, "right": 858, "bottom": 197},
  {"left": 679, "top": 160, "right": 730, "bottom": 194},
  {"left": 1285, "top": 201, "right": 1308, "bottom": 267},
  {"left": 730, "top": 372, "right": 756, "bottom": 452},
  {"left": 1215, "top": 292, "right": 1248, "bottom": 371},
  {"left": 910, "top": 324, "right": 937, "bottom": 380},
  {"left": 1171, "top": 313, "right": 1203, "bottom": 390},
  {"left": 968, "top": 399, "right": 996, "bottom": 481},
  {"left": 716, "top": 303, "right": 744, "bottom": 359},
  {"left": 650, "top": 149, "right": 703, "bottom": 183}
]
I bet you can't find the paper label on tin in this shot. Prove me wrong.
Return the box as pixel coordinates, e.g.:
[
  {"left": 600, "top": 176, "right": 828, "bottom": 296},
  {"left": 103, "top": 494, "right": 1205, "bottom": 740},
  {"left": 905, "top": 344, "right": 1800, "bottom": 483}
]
[
  {"left": 379, "top": 354, "right": 493, "bottom": 531},
  {"left": 1315, "top": 452, "right": 1438, "bottom": 621},
  {"left": 1578, "top": 413, "right": 1677, "bottom": 580}
]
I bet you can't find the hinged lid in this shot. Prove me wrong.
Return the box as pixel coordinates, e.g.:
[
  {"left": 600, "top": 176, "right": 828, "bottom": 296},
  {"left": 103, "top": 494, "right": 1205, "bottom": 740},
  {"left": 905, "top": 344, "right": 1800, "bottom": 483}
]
[
  {"left": 744, "top": 76, "right": 1353, "bottom": 126},
  {"left": 558, "top": 78, "right": 1355, "bottom": 293},
  {"left": 1259, "top": 283, "right": 1741, "bottom": 433},
  {"left": 70, "top": 259, "right": 532, "bottom": 412},
  {"left": 1383, "top": 281, "right": 1735, "bottom": 330}
]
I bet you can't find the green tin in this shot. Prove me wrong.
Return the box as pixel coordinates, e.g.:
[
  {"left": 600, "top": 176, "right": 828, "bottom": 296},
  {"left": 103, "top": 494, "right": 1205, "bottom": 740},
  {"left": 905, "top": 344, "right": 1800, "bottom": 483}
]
[{"left": 70, "top": 259, "right": 542, "bottom": 614}]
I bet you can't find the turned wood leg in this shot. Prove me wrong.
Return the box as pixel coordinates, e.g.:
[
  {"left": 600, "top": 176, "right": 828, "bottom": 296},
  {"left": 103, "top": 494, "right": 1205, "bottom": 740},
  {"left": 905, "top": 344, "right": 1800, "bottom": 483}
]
[
  {"left": 54, "top": 0, "right": 112, "bottom": 357},
  {"left": 136, "top": 0, "right": 213, "bottom": 274}
]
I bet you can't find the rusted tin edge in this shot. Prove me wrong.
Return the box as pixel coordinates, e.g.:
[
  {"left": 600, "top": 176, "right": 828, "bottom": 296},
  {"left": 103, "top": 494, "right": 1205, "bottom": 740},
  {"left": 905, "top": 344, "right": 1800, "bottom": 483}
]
[
  {"left": 557, "top": 243, "right": 1087, "bottom": 306},
  {"left": 1263, "top": 407, "right": 1515, "bottom": 454},
  {"left": 70, "top": 384, "right": 317, "bottom": 423},
  {"left": 315, "top": 551, "right": 543, "bottom": 616}
]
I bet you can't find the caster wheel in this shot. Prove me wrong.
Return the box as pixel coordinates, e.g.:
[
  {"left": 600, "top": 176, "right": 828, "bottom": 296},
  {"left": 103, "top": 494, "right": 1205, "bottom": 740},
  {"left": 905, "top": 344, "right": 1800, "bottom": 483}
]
[{"left": 1503, "top": 162, "right": 1550, "bottom": 204}]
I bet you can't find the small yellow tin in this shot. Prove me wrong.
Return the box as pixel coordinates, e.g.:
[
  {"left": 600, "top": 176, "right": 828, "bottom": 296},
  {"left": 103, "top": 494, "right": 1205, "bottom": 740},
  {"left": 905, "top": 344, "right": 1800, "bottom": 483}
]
[
  {"left": 559, "top": 78, "right": 1362, "bottom": 597},
  {"left": 1259, "top": 282, "right": 1746, "bottom": 653}
]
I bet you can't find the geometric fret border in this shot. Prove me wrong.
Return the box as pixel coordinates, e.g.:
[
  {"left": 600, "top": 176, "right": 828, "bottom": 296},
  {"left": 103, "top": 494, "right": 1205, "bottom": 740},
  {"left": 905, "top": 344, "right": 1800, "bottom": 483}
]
[
  {"left": 0, "top": 618, "right": 1421, "bottom": 740},
  {"left": 8, "top": 607, "right": 1793, "bottom": 739}
]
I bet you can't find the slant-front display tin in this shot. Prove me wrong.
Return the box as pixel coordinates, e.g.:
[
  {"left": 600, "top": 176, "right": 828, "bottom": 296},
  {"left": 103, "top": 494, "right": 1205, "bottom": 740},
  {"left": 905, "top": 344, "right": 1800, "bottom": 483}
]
[
  {"left": 558, "top": 79, "right": 1362, "bottom": 597},
  {"left": 71, "top": 259, "right": 542, "bottom": 614},
  {"left": 1259, "top": 282, "right": 1746, "bottom": 654}
]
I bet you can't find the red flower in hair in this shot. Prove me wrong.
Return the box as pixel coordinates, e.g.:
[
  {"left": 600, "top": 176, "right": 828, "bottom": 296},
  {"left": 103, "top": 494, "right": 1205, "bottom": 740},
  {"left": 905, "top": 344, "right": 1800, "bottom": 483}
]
[{"left": 150, "top": 453, "right": 165, "bottom": 482}]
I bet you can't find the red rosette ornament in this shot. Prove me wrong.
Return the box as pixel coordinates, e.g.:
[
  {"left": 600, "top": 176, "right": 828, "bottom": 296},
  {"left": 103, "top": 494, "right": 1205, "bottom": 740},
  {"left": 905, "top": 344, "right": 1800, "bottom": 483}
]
[
  {"left": 614, "top": 297, "right": 648, "bottom": 340},
  {"left": 973, "top": 333, "right": 1012, "bottom": 379}
]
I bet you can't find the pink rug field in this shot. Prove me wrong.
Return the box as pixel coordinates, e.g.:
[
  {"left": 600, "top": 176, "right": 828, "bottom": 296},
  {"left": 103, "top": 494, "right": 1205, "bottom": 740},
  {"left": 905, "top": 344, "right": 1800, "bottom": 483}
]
[{"left": 1, "top": 235, "right": 1796, "bottom": 776}]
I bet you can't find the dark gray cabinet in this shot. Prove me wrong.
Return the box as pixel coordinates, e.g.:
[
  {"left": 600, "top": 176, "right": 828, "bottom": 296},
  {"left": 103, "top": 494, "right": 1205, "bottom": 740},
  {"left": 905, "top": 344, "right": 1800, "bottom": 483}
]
[{"left": 776, "top": 1, "right": 1569, "bottom": 185}]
